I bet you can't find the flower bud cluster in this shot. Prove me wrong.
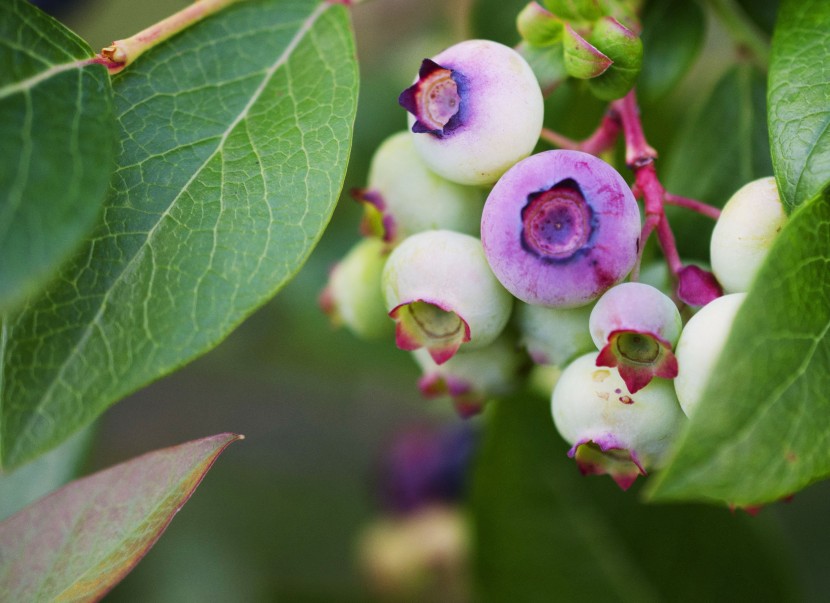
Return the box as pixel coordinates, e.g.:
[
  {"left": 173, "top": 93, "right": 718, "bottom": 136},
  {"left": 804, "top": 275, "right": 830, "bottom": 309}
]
[{"left": 321, "top": 35, "right": 788, "bottom": 491}]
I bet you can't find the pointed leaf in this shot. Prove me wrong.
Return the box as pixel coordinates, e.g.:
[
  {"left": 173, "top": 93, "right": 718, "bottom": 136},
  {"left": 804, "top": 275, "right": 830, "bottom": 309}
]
[
  {"left": 768, "top": 0, "right": 830, "bottom": 211},
  {"left": 0, "top": 0, "right": 115, "bottom": 311},
  {"left": 649, "top": 188, "right": 830, "bottom": 506},
  {"left": 0, "top": 433, "right": 241, "bottom": 602},
  {"left": 471, "top": 392, "right": 800, "bottom": 600},
  {"left": 0, "top": 0, "right": 358, "bottom": 470}
]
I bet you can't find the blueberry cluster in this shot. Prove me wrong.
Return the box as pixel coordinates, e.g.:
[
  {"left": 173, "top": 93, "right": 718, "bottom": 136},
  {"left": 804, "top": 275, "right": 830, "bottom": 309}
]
[{"left": 322, "top": 38, "right": 787, "bottom": 490}]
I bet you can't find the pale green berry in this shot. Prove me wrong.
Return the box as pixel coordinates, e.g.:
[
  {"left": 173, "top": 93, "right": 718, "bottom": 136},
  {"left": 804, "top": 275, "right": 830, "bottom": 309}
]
[
  {"left": 710, "top": 177, "right": 787, "bottom": 294},
  {"left": 674, "top": 293, "right": 747, "bottom": 417},
  {"left": 382, "top": 230, "right": 513, "bottom": 364},
  {"left": 354, "top": 132, "right": 484, "bottom": 243},
  {"left": 551, "top": 352, "right": 685, "bottom": 489},
  {"left": 320, "top": 237, "right": 392, "bottom": 340},
  {"left": 515, "top": 301, "right": 594, "bottom": 366},
  {"left": 413, "top": 333, "right": 524, "bottom": 417}
]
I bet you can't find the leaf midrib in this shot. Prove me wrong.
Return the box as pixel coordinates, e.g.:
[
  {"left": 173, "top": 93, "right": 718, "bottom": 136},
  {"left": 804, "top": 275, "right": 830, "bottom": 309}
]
[{"left": 3, "top": 1, "right": 331, "bottom": 466}]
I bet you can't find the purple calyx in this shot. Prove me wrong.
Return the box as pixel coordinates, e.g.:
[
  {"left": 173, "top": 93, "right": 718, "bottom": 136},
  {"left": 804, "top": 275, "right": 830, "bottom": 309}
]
[
  {"left": 596, "top": 329, "right": 678, "bottom": 393},
  {"left": 418, "top": 374, "right": 484, "bottom": 419},
  {"left": 520, "top": 178, "right": 596, "bottom": 262},
  {"left": 568, "top": 437, "right": 646, "bottom": 491},
  {"left": 390, "top": 300, "right": 471, "bottom": 364},
  {"left": 399, "top": 59, "right": 465, "bottom": 138},
  {"left": 351, "top": 188, "right": 397, "bottom": 242}
]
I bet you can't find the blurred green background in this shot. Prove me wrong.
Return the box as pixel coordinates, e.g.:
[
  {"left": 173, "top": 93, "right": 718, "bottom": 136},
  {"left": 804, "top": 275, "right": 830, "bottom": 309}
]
[{"left": 14, "top": 0, "right": 830, "bottom": 600}]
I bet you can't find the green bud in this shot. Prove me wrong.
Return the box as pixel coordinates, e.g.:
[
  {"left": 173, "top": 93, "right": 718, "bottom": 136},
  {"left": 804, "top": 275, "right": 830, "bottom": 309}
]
[
  {"left": 598, "top": 0, "right": 642, "bottom": 31},
  {"left": 517, "top": 2, "right": 564, "bottom": 47},
  {"left": 586, "top": 16, "right": 642, "bottom": 100},
  {"left": 516, "top": 42, "right": 568, "bottom": 92},
  {"left": 543, "top": 0, "right": 603, "bottom": 22},
  {"left": 563, "top": 23, "right": 612, "bottom": 79}
]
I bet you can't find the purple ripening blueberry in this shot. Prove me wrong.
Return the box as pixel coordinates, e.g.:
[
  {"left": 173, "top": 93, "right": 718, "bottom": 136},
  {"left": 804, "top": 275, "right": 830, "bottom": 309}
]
[
  {"left": 399, "top": 40, "right": 544, "bottom": 186},
  {"left": 481, "top": 150, "right": 641, "bottom": 308}
]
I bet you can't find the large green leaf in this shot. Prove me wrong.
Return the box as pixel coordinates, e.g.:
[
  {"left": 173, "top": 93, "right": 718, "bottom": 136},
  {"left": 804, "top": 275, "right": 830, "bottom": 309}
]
[
  {"left": 768, "top": 0, "right": 830, "bottom": 211},
  {"left": 471, "top": 392, "right": 799, "bottom": 601},
  {"left": 662, "top": 65, "right": 772, "bottom": 260},
  {"left": 649, "top": 188, "right": 830, "bottom": 506},
  {"left": 0, "top": 432, "right": 241, "bottom": 601},
  {"left": 0, "top": 0, "right": 358, "bottom": 470},
  {"left": 0, "top": 0, "right": 115, "bottom": 311}
]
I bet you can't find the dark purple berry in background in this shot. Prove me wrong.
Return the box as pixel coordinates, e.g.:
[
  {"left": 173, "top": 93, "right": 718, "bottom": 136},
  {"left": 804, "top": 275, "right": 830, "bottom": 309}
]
[
  {"left": 374, "top": 423, "right": 478, "bottom": 516},
  {"left": 481, "top": 150, "right": 641, "bottom": 308}
]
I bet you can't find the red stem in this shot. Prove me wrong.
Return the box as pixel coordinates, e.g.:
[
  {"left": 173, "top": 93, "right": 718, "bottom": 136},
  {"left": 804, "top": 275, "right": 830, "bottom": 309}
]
[
  {"left": 664, "top": 193, "right": 722, "bottom": 220},
  {"left": 540, "top": 109, "right": 622, "bottom": 156},
  {"left": 614, "top": 90, "right": 684, "bottom": 278}
]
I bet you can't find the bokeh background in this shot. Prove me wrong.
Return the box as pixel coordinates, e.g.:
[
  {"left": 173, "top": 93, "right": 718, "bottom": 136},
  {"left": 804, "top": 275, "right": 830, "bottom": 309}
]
[{"left": 12, "top": 0, "right": 830, "bottom": 600}]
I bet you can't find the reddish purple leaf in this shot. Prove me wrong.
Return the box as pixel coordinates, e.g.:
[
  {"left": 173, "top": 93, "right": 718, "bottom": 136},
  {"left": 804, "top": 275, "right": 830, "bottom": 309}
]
[{"left": 0, "top": 432, "right": 242, "bottom": 602}]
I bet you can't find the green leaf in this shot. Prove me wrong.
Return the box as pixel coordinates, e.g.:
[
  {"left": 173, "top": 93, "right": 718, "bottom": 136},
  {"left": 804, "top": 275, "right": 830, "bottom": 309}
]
[
  {"left": 648, "top": 188, "right": 830, "bottom": 506},
  {"left": 0, "top": 0, "right": 115, "bottom": 311},
  {"left": 638, "top": 0, "right": 706, "bottom": 105},
  {"left": 0, "top": 0, "right": 358, "bottom": 470},
  {"left": 768, "top": 0, "right": 830, "bottom": 211},
  {"left": 663, "top": 65, "right": 772, "bottom": 260},
  {"left": 471, "top": 392, "right": 800, "bottom": 601},
  {"left": 0, "top": 432, "right": 241, "bottom": 601},
  {"left": 0, "top": 423, "right": 95, "bottom": 521}
]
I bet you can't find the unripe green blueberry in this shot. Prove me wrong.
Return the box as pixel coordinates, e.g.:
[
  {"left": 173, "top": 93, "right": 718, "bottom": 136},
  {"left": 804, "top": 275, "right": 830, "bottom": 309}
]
[
  {"left": 414, "top": 333, "right": 524, "bottom": 417},
  {"left": 551, "top": 352, "right": 685, "bottom": 489},
  {"left": 382, "top": 230, "right": 513, "bottom": 364},
  {"left": 353, "top": 132, "right": 484, "bottom": 243},
  {"left": 515, "top": 301, "right": 594, "bottom": 366},
  {"left": 589, "top": 282, "right": 681, "bottom": 393},
  {"left": 399, "top": 40, "right": 544, "bottom": 186},
  {"left": 320, "top": 237, "right": 392, "bottom": 340},
  {"left": 674, "top": 292, "right": 746, "bottom": 417},
  {"left": 710, "top": 177, "right": 787, "bottom": 294}
]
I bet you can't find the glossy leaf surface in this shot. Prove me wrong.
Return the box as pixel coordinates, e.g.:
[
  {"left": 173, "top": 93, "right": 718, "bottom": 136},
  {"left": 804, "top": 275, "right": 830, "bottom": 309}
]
[
  {"left": 0, "top": 0, "right": 358, "bottom": 470},
  {"left": 0, "top": 0, "right": 115, "bottom": 310},
  {"left": 768, "top": 0, "right": 830, "bottom": 211}
]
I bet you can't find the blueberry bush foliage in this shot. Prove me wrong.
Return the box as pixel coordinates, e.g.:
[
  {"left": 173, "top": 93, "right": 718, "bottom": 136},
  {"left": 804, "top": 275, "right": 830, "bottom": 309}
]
[{"left": 0, "top": 0, "right": 828, "bottom": 599}]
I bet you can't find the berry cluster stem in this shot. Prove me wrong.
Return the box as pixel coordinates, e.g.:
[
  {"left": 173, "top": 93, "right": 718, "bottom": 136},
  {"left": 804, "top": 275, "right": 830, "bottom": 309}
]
[
  {"left": 611, "top": 91, "right": 683, "bottom": 278},
  {"left": 540, "top": 108, "right": 621, "bottom": 155},
  {"left": 540, "top": 90, "right": 723, "bottom": 284}
]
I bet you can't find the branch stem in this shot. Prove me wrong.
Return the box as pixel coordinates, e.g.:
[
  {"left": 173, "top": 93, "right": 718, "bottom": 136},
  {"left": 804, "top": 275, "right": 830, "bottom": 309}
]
[
  {"left": 92, "top": 0, "right": 243, "bottom": 74},
  {"left": 540, "top": 109, "right": 622, "bottom": 155}
]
